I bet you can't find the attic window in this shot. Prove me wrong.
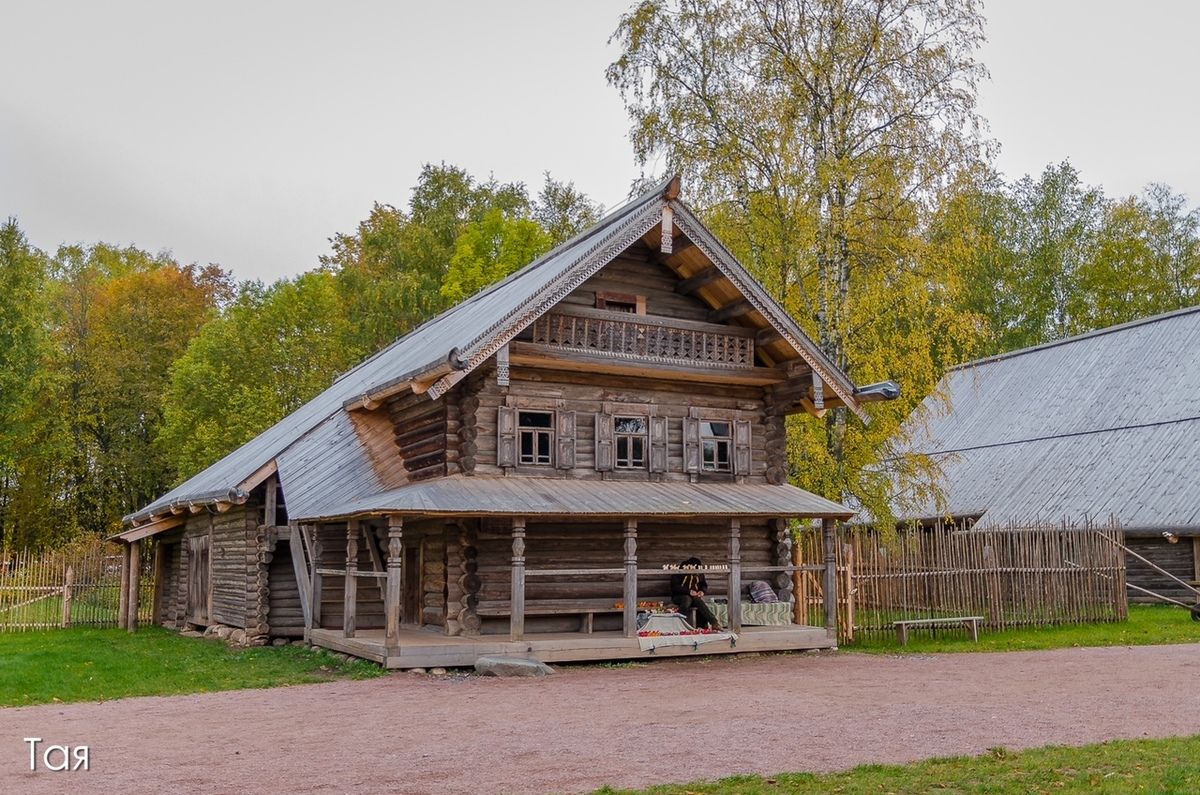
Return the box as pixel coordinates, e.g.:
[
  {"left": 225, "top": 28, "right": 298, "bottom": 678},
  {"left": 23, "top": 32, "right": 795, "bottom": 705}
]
[{"left": 596, "top": 290, "right": 645, "bottom": 315}]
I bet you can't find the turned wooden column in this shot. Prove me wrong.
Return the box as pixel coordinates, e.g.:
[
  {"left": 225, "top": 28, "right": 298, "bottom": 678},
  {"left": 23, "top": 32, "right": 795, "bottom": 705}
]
[
  {"left": 822, "top": 517, "right": 838, "bottom": 641},
  {"left": 385, "top": 516, "right": 403, "bottom": 650},
  {"left": 344, "top": 520, "right": 359, "bottom": 638},
  {"left": 728, "top": 519, "right": 741, "bottom": 632},
  {"left": 623, "top": 519, "right": 638, "bottom": 637},
  {"left": 510, "top": 517, "right": 526, "bottom": 640}
]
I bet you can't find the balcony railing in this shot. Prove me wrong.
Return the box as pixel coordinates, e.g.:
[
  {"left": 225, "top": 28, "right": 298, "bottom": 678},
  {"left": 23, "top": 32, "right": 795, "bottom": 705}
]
[{"left": 529, "top": 307, "right": 755, "bottom": 369}]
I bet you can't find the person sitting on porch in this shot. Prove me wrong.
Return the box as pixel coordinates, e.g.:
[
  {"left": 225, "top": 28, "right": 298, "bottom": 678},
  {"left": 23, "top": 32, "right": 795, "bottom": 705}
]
[{"left": 670, "top": 557, "right": 722, "bottom": 630}]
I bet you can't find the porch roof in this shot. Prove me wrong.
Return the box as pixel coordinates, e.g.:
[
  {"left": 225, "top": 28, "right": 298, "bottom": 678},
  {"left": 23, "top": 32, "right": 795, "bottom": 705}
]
[{"left": 296, "top": 476, "right": 854, "bottom": 521}]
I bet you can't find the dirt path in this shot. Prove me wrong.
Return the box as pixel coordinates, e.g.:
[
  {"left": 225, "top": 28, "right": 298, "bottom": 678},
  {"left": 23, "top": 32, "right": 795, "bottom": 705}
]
[{"left": 3, "top": 644, "right": 1199, "bottom": 794}]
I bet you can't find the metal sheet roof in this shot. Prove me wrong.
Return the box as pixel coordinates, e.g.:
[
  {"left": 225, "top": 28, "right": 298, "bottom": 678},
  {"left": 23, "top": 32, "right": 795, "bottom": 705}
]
[
  {"left": 297, "top": 476, "right": 855, "bottom": 521},
  {"left": 126, "top": 178, "right": 671, "bottom": 523},
  {"left": 893, "top": 305, "right": 1200, "bottom": 529}
]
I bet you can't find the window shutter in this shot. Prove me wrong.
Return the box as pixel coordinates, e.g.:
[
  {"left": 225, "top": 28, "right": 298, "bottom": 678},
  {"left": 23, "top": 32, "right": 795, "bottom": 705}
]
[
  {"left": 734, "top": 419, "right": 752, "bottom": 475},
  {"left": 682, "top": 417, "right": 700, "bottom": 473},
  {"left": 556, "top": 411, "right": 576, "bottom": 470},
  {"left": 497, "top": 406, "right": 517, "bottom": 468},
  {"left": 594, "top": 412, "right": 614, "bottom": 472},
  {"left": 649, "top": 416, "right": 668, "bottom": 473}
]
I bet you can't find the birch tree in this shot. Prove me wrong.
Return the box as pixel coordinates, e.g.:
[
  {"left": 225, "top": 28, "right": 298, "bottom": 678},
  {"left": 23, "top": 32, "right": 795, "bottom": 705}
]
[{"left": 609, "top": 0, "right": 989, "bottom": 516}]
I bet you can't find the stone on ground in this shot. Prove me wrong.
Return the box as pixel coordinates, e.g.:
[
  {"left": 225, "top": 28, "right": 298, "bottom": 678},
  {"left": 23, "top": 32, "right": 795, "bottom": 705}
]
[{"left": 474, "top": 656, "right": 554, "bottom": 677}]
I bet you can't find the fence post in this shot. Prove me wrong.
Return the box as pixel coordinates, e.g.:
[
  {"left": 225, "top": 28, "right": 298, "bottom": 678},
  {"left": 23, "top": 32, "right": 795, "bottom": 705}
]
[
  {"left": 61, "top": 565, "right": 74, "bottom": 628},
  {"left": 126, "top": 539, "right": 141, "bottom": 632}
]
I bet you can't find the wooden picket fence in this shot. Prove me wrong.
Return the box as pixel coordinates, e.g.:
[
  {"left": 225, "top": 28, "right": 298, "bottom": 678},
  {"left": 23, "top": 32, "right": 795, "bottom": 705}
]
[
  {"left": 0, "top": 537, "right": 154, "bottom": 631},
  {"left": 793, "top": 520, "right": 1127, "bottom": 644}
]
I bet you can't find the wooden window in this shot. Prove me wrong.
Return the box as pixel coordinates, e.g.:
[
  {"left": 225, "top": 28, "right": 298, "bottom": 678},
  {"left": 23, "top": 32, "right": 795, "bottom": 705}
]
[
  {"left": 614, "top": 417, "right": 648, "bottom": 470},
  {"left": 700, "top": 420, "right": 732, "bottom": 472},
  {"left": 595, "top": 290, "right": 645, "bottom": 315},
  {"left": 518, "top": 410, "right": 554, "bottom": 466}
]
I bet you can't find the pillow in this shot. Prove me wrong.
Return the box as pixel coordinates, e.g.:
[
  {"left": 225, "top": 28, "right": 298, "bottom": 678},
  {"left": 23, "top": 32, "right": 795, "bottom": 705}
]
[{"left": 748, "top": 580, "right": 779, "bottom": 603}]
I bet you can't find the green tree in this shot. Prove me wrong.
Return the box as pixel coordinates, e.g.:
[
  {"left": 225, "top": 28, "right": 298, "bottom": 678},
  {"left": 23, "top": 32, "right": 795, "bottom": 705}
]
[
  {"left": 609, "top": 0, "right": 990, "bottom": 520},
  {"left": 440, "top": 208, "right": 553, "bottom": 304},
  {"left": 533, "top": 173, "right": 604, "bottom": 245},
  {"left": 324, "top": 164, "right": 531, "bottom": 356},
  {"left": 159, "top": 272, "right": 354, "bottom": 478},
  {"left": 0, "top": 220, "right": 56, "bottom": 548}
]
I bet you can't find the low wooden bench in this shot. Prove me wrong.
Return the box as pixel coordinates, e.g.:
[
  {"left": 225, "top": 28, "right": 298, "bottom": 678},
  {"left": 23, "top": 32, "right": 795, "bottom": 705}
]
[
  {"left": 893, "top": 616, "right": 984, "bottom": 645},
  {"left": 477, "top": 599, "right": 637, "bottom": 633}
]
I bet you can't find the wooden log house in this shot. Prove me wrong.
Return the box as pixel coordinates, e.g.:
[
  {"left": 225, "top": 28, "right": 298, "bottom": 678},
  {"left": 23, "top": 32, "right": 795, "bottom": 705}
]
[{"left": 117, "top": 176, "right": 897, "bottom": 667}]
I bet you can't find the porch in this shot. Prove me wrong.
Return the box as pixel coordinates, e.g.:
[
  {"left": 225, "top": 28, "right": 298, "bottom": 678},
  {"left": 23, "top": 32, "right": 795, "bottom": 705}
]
[
  {"left": 294, "top": 499, "right": 845, "bottom": 667},
  {"left": 310, "top": 623, "right": 835, "bottom": 669}
]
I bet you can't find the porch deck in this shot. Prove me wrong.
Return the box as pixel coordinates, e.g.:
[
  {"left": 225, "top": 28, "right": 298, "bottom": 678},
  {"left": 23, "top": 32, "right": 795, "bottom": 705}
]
[{"left": 309, "top": 624, "right": 836, "bottom": 669}]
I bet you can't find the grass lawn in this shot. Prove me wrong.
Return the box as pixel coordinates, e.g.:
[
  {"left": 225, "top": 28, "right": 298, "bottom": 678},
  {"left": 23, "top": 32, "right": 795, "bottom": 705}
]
[
  {"left": 847, "top": 604, "right": 1200, "bottom": 654},
  {"left": 594, "top": 736, "right": 1200, "bottom": 794},
  {"left": 0, "top": 627, "right": 384, "bottom": 707}
]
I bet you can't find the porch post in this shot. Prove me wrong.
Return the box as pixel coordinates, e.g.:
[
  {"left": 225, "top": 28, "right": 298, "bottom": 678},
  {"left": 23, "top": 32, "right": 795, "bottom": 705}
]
[
  {"left": 344, "top": 520, "right": 359, "bottom": 638},
  {"left": 126, "top": 538, "right": 141, "bottom": 632},
  {"left": 822, "top": 517, "right": 838, "bottom": 641},
  {"left": 510, "top": 517, "right": 526, "bottom": 640},
  {"left": 309, "top": 529, "right": 323, "bottom": 631},
  {"left": 118, "top": 541, "right": 130, "bottom": 630},
  {"left": 728, "top": 519, "right": 741, "bottom": 632},
  {"left": 623, "top": 519, "right": 638, "bottom": 637},
  {"left": 385, "top": 516, "right": 403, "bottom": 650}
]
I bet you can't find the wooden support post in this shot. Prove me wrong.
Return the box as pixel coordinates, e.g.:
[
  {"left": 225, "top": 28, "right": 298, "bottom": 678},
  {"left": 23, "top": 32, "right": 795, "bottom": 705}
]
[
  {"left": 61, "top": 565, "right": 74, "bottom": 628},
  {"left": 309, "top": 529, "right": 323, "bottom": 631},
  {"left": 265, "top": 477, "right": 278, "bottom": 527},
  {"left": 510, "top": 517, "right": 526, "bottom": 641},
  {"left": 344, "top": 520, "right": 359, "bottom": 638},
  {"left": 151, "top": 541, "right": 164, "bottom": 626},
  {"left": 385, "top": 516, "right": 403, "bottom": 650},
  {"left": 822, "top": 518, "right": 838, "bottom": 641},
  {"left": 290, "top": 525, "right": 312, "bottom": 629},
  {"left": 127, "top": 539, "right": 141, "bottom": 632},
  {"left": 623, "top": 519, "right": 638, "bottom": 637},
  {"left": 728, "top": 518, "right": 742, "bottom": 632},
  {"left": 118, "top": 542, "right": 130, "bottom": 630},
  {"left": 792, "top": 540, "right": 806, "bottom": 626}
]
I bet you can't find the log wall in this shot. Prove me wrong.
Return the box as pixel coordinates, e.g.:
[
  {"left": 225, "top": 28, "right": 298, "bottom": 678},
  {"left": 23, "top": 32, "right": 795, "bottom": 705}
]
[
  {"left": 559, "top": 255, "right": 713, "bottom": 322},
  {"left": 154, "top": 533, "right": 184, "bottom": 628},
  {"left": 312, "top": 522, "right": 386, "bottom": 630},
  {"left": 385, "top": 389, "right": 462, "bottom": 482},
  {"left": 267, "top": 538, "right": 305, "bottom": 635},
  {"left": 473, "top": 519, "right": 772, "bottom": 635},
  {"left": 471, "top": 367, "right": 770, "bottom": 481},
  {"left": 421, "top": 532, "right": 447, "bottom": 627},
  {"left": 1126, "top": 535, "right": 1197, "bottom": 603}
]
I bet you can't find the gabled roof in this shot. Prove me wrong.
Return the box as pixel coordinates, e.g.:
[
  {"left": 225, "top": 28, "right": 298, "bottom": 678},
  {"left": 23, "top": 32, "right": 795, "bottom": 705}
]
[
  {"left": 127, "top": 176, "right": 864, "bottom": 526},
  {"left": 892, "top": 305, "right": 1200, "bottom": 530}
]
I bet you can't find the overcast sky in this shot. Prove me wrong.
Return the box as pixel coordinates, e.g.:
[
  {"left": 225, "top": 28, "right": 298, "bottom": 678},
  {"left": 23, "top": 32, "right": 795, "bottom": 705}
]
[{"left": 3, "top": 1, "right": 1197, "bottom": 283}]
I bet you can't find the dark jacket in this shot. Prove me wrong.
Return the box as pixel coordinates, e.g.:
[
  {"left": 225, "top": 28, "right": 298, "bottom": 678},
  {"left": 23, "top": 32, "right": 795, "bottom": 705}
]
[{"left": 670, "top": 570, "right": 708, "bottom": 598}]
